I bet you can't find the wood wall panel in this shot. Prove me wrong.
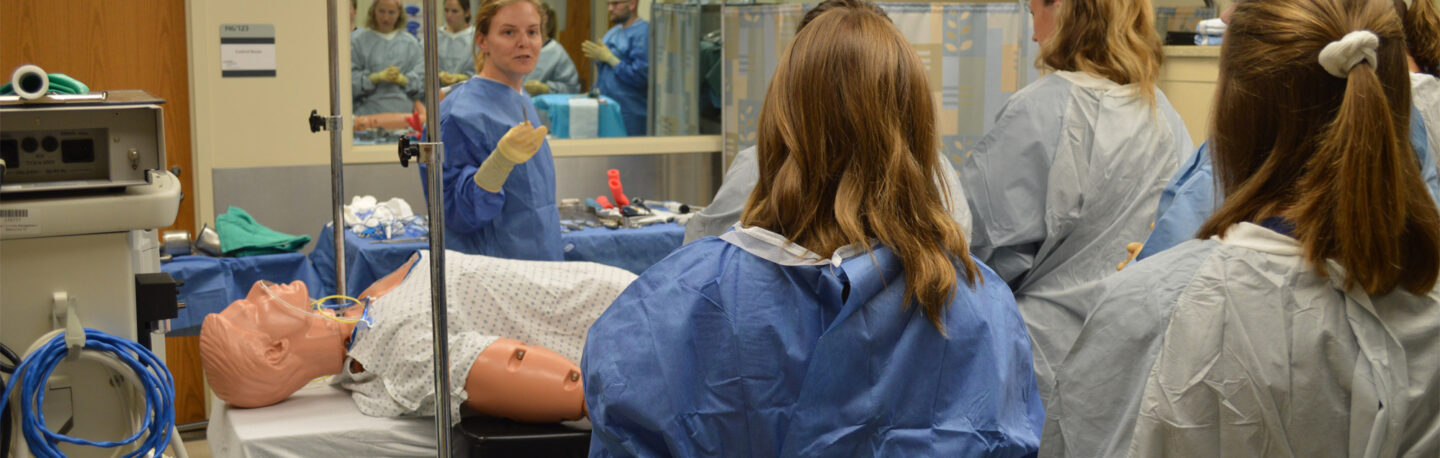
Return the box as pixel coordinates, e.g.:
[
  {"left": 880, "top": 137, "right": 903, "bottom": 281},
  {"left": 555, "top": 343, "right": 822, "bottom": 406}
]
[
  {"left": 559, "top": 0, "right": 593, "bottom": 92},
  {"left": 0, "top": 0, "right": 196, "bottom": 236},
  {"left": 165, "top": 336, "right": 208, "bottom": 425}
]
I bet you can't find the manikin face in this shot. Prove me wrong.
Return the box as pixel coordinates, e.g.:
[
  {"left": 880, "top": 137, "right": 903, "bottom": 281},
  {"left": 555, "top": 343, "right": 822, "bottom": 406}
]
[
  {"left": 607, "top": 0, "right": 634, "bottom": 25},
  {"left": 199, "top": 281, "right": 352, "bottom": 408},
  {"left": 373, "top": 0, "right": 403, "bottom": 33},
  {"left": 1029, "top": 0, "right": 1060, "bottom": 43},
  {"left": 477, "top": 3, "right": 544, "bottom": 80},
  {"left": 445, "top": 0, "right": 469, "bottom": 32}
]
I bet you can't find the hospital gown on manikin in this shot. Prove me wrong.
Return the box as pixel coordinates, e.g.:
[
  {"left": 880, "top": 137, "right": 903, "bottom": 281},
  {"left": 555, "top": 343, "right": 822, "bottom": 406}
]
[
  {"left": 595, "top": 19, "right": 648, "bottom": 136},
  {"left": 525, "top": 39, "right": 581, "bottom": 94},
  {"left": 421, "top": 77, "right": 563, "bottom": 260},
  {"left": 583, "top": 225, "right": 1044, "bottom": 457},
  {"left": 335, "top": 250, "right": 636, "bottom": 423},
  {"left": 1138, "top": 79, "right": 1440, "bottom": 261},
  {"left": 351, "top": 28, "right": 425, "bottom": 115},
  {"left": 683, "top": 145, "right": 974, "bottom": 243},
  {"left": 1043, "top": 223, "right": 1440, "bottom": 457},
  {"left": 960, "top": 70, "right": 1191, "bottom": 405}
]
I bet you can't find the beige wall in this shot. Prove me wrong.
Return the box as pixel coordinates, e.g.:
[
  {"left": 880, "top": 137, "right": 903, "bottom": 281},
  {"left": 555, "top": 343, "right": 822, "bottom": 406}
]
[
  {"left": 188, "top": 0, "right": 346, "bottom": 227},
  {"left": 1158, "top": 45, "right": 1221, "bottom": 148}
]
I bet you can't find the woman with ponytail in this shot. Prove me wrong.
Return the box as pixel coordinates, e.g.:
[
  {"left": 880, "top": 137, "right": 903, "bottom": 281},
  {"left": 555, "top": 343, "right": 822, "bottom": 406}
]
[
  {"left": 1137, "top": 0, "right": 1440, "bottom": 262},
  {"left": 581, "top": 2, "right": 1043, "bottom": 456},
  {"left": 1046, "top": 0, "right": 1440, "bottom": 455}
]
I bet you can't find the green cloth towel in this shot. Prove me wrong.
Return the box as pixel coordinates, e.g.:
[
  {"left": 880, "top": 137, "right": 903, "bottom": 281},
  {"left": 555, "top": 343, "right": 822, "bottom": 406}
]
[
  {"left": 0, "top": 73, "right": 89, "bottom": 95},
  {"left": 215, "top": 206, "right": 311, "bottom": 257}
]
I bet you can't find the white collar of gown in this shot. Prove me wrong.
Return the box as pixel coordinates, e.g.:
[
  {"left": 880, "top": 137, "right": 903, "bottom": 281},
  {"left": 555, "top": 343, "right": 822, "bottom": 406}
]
[{"left": 720, "top": 224, "right": 869, "bottom": 267}]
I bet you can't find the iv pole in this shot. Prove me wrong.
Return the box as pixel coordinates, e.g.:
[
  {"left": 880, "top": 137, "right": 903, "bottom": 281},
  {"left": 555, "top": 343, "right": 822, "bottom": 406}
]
[
  {"left": 311, "top": 0, "right": 347, "bottom": 301},
  {"left": 313, "top": 0, "right": 452, "bottom": 454},
  {"left": 395, "top": 0, "right": 456, "bottom": 455}
]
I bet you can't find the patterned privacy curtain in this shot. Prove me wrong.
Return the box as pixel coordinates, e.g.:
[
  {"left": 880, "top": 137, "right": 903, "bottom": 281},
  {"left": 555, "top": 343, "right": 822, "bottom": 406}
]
[
  {"left": 721, "top": 1, "right": 1041, "bottom": 169},
  {"left": 651, "top": 2, "right": 704, "bottom": 136}
]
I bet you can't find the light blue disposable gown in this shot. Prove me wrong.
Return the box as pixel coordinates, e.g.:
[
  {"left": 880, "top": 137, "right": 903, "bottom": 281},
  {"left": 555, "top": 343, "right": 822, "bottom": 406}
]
[
  {"left": 525, "top": 39, "right": 581, "bottom": 94},
  {"left": 351, "top": 28, "right": 425, "bottom": 115},
  {"left": 1138, "top": 92, "right": 1440, "bottom": 260},
  {"left": 595, "top": 19, "right": 649, "bottom": 136},
  {"left": 427, "top": 25, "right": 476, "bottom": 80},
  {"left": 683, "top": 146, "right": 974, "bottom": 243},
  {"left": 1043, "top": 222, "right": 1440, "bottom": 457},
  {"left": 960, "top": 71, "right": 1192, "bottom": 405},
  {"left": 583, "top": 225, "right": 1045, "bottom": 457},
  {"left": 419, "top": 77, "right": 562, "bottom": 260}
]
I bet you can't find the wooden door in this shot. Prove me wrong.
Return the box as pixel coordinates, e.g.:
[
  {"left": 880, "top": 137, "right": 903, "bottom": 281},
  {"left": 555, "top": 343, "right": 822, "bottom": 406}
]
[
  {"left": 559, "top": 0, "right": 593, "bottom": 92},
  {"left": 1, "top": 0, "right": 205, "bottom": 425}
]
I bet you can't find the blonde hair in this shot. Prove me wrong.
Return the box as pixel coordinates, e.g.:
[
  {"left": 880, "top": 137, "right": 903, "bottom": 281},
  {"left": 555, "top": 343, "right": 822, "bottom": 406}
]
[
  {"left": 471, "top": 0, "right": 546, "bottom": 74},
  {"left": 365, "top": 0, "right": 408, "bottom": 31},
  {"left": 741, "top": 3, "right": 978, "bottom": 332},
  {"left": 1202, "top": 0, "right": 1440, "bottom": 295},
  {"left": 1039, "top": 0, "right": 1165, "bottom": 104}
]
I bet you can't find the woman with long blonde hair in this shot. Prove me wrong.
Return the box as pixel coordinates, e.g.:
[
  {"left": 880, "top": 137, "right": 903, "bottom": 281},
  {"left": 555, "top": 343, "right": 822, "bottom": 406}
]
[
  {"left": 959, "top": 0, "right": 1192, "bottom": 406},
  {"left": 582, "top": 1, "right": 1043, "bottom": 455},
  {"left": 351, "top": 0, "right": 424, "bottom": 115},
  {"left": 1048, "top": 0, "right": 1440, "bottom": 454}
]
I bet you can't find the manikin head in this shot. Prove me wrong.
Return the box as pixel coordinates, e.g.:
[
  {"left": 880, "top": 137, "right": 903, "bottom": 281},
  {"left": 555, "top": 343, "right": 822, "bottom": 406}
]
[{"left": 200, "top": 281, "right": 353, "bottom": 408}]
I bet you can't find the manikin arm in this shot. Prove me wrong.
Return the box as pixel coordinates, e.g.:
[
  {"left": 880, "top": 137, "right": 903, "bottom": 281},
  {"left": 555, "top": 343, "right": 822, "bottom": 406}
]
[{"left": 465, "top": 338, "right": 587, "bottom": 422}]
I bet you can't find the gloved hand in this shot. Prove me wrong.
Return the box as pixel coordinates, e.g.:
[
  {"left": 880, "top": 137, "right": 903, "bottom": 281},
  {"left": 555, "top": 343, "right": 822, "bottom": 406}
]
[
  {"left": 582, "top": 40, "right": 620, "bottom": 66},
  {"left": 473, "top": 122, "right": 550, "bottom": 192},
  {"left": 524, "top": 80, "right": 550, "bottom": 95},
  {"left": 1116, "top": 242, "right": 1144, "bottom": 271},
  {"left": 439, "top": 71, "right": 467, "bottom": 86},
  {"left": 369, "top": 65, "right": 401, "bottom": 84}
]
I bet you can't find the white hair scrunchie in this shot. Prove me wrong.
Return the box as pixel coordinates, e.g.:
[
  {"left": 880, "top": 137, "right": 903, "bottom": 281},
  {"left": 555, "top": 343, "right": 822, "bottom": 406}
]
[{"left": 1318, "top": 30, "right": 1380, "bottom": 78}]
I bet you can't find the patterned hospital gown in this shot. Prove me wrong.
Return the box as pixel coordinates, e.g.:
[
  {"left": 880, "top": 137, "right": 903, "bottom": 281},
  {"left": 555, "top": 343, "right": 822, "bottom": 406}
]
[{"left": 334, "top": 250, "right": 637, "bottom": 423}]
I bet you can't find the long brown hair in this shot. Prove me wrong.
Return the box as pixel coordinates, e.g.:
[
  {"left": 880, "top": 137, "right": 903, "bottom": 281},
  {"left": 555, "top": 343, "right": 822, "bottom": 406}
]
[
  {"left": 1201, "top": 0, "right": 1440, "bottom": 295},
  {"left": 1398, "top": 0, "right": 1440, "bottom": 75},
  {"left": 471, "top": 0, "right": 546, "bottom": 74},
  {"left": 1040, "top": 0, "right": 1165, "bottom": 104},
  {"left": 740, "top": 4, "right": 978, "bottom": 331}
]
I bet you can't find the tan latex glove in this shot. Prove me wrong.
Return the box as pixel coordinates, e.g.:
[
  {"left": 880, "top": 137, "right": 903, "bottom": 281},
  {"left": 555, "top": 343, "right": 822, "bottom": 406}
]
[
  {"left": 1116, "top": 242, "right": 1144, "bottom": 271},
  {"left": 582, "top": 40, "right": 620, "bottom": 66},
  {"left": 439, "top": 71, "right": 467, "bottom": 86},
  {"left": 524, "top": 80, "right": 550, "bottom": 95},
  {"left": 369, "top": 65, "right": 402, "bottom": 85},
  {"left": 473, "top": 122, "right": 550, "bottom": 192},
  {"left": 1116, "top": 222, "right": 1156, "bottom": 271}
]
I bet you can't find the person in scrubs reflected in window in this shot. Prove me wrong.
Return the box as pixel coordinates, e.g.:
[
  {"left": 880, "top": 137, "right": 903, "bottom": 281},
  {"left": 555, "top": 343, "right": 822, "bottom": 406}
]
[
  {"left": 524, "top": 2, "right": 581, "bottom": 95},
  {"left": 583, "top": 0, "right": 648, "bottom": 135},
  {"left": 431, "top": 0, "right": 477, "bottom": 88},
  {"left": 352, "top": 0, "right": 425, "bottom": 115}
]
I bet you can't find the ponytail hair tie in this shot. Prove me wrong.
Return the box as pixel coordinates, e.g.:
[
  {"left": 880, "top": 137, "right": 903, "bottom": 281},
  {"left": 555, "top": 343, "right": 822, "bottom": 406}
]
[{"left": 1318, "top": 30, "right": 1380, "bottom": 78}]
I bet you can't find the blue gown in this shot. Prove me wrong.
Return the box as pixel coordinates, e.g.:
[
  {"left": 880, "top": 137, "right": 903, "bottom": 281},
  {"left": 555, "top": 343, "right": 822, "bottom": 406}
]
[
  {"left": 420, "top": 77, "right": 562, "bottom": 260},
  {"left": 583, "top": 226, "right": 1044, "bottom": 457},
  {"left": 596, "top": 19, "right": 649, "bottom": 136},
  {"left": 1137, "top": 104, "right": 1440, "bottom": 260}
]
